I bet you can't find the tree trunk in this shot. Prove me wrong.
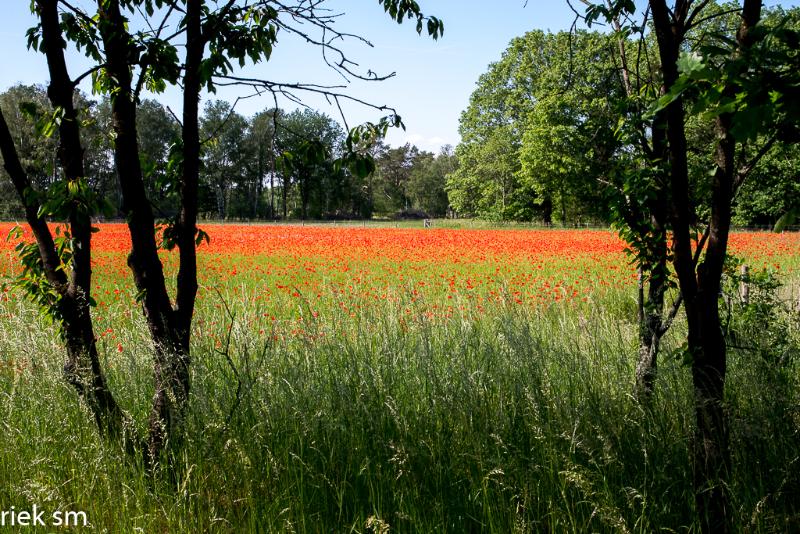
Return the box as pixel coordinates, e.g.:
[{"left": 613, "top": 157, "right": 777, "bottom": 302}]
[
  {"left": 270, "top": 165, "right": 275, "bottom": 219},
  {"left": 300, "top": 173, "right": 310, "bottom": 220},
  {"left": 98, "top": 0, "right": 194, "bottom": 464},
  {"left": 542, "top": 196, "right": 553, "bottom": 225},
  {"left": 255, "top": 148, "right": 264, "bottom": 219},
  {"left": 215, "top": 184, "right": 227, "bottom": 220},
  {"left": 152, "top": 0, "right": 206, "bottom": 464},
  {"left": 33, "top": 0, "right": 124, "bottom": 438},
  {"left": 648, "top": 0, "right": 762, "bottom": 529},
  {"left": 634, "top": 100, "right": 670, "bottom": 403},
  {"left": 634, "top": 231, "right": 668, "bottom": 402},
  {"left": 282, "top": 178, "right": 289, "bottom": 219}
]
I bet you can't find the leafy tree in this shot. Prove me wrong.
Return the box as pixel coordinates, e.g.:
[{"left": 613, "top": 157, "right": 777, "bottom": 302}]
[
  {"left": 276, "top": 108, "right": 345, "bottom": 220},
  {"left": 583, "top": 1, "right": 800, "bottom": 529},
  {"left": 0, "top": 85, "right": 57, "bottom": 218},
  {"left": 200, "top": 100, "right": 252, "bottom": 219},
  {"left": 451, "top": 30, "right": 618, "bottom": 223},
  {"left": 448, "top": 125, "right": 531, "bottom": 220},
  {"left": 733, "top": 142, "right": 800, "bottom": 228},
  {"left": 0, "top": 85, "right": 58, "bottom": 191},
  {"left": 408, "top": 146, "right": 455, "bottom": 217},
  {"left": 518, "top": 31, "right": 621, "bottom": 224},
  {"left": 247, "top": 108, "right": 279, "bottom": 219},
  {"left": 0, "top": 85, "right": 114, "bottom": 218},
  {"left": 372, "top": 142, "right": 419, "bottom": 215}
]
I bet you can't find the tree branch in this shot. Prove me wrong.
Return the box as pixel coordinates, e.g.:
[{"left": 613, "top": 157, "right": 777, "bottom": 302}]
[{"left": 0, "top": 108, "right": 66, "bottom": 288}]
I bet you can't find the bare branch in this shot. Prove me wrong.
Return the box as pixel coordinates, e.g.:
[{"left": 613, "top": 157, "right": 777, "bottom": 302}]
[
  {"left": 733, "top": 134, "right": 779, "bottom": 197},
  {"left": 212, "top": 75, "right": 400, "bottom": 118},
  {"left": 201, "top": 93, "right": 261, "bottom": 146},
  {"left": 58, "top": 0, "right": 97, "bottom": 27},
  {"left": 686, "top": 8, "right": 742, "bottom": 34},
  {"left": 658, "top": 293, "right": 683, "bottom": 336},
  {"left": 684, "top": 0, "right": 714, "bottom": 31},
  {"left": 166, "top": 105, "right": 183, "bottom": 128}
]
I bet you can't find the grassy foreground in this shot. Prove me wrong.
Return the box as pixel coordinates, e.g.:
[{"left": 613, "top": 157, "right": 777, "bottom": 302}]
[{"left": 0, "top": 226, "right": 798, "bottom": 532}]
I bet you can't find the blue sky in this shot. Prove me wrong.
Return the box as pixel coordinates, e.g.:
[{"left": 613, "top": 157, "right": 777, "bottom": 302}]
[{"left": 0, "top": 1, "right": 796, "bottom": 152}]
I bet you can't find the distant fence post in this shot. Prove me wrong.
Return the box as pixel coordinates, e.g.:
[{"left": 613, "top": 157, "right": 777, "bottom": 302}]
[{"left": 739, "top": 264, "right": 750, "bottom": 305}]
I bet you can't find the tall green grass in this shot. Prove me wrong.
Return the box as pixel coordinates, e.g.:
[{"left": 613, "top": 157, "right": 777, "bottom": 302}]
[{"left": 0, "top": 281, "right": 798, "bottom": 532}]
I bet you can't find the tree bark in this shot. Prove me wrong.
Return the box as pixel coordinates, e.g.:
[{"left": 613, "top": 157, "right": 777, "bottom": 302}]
[
  {"left": 648, "top": 0, "right": 763, "bottom": 530},
  {"left": 97, "top": 0, "right": 192, "bottom": 463},
  {"left": 33, "top": 0, "right": 123, "bottom": 438},
  {"left": 633, "top": 72, "right": 671, "bottom": 403},
  {"left": 282, "top": 177, "right": 289, "bottom": 219},
  {"left": 634, "top": 213, "right": 668, "bottom": 402}
]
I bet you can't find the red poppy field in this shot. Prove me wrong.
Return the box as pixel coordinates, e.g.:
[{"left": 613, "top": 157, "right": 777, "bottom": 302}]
[
  {"left": 3, "top": 223, "right": 798, "bottom": 349},
  {"left": 3, "top": 223, "right": 798, "bottom": 315}
]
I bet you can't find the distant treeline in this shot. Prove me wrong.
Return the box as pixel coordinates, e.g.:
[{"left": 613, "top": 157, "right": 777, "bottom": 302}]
[
  {"left": 0, "top": 84, "right": 455, "bottom": 221},
  {"left": 2, "top": 6, "right": 798, "bottom": 227}
]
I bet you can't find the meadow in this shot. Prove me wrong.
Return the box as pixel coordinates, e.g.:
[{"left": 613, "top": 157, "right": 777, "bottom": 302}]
[{"left": 0, "top": 223, "right": 799, "bottom": 532}]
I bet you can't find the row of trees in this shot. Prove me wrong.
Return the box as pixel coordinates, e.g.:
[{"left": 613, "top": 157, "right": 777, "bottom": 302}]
[
  {"left": 0, "top": 86, "right": 455, "bottom": 221},
  {"left": 5, "top": 24, "right": 795, "bottom": 229}
]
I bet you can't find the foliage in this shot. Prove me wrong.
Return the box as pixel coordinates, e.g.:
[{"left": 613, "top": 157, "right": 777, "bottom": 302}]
[
  {"left": 721, "top": 257, "right": 799, "bottom": 367},
  {"left": 449, "top": 30, "right": 619, "bottom": 223}
]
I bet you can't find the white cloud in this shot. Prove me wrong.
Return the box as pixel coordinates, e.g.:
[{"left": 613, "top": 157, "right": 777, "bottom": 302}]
[{"left": 394, "top": 132, "right": 454, "bottom": 153}]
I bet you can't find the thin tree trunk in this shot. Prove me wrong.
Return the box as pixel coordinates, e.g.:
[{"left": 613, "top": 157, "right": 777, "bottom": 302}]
[
  {"left": 634, "top": 263, "right": 667, "bottom": 400},
  {"left": 648, "top": 0, "right": 764, "bottom": 529},
  {"left": 216, "top": 185, "right": 226, "bottom": 219},
  {"left": 97, "top": 0, "right": 192, "bottom": 464},
  {"left": 270, "top": 161, "right": 275, "bottom": 219},
  {"left": 152, "top": 0, "right": 205, "bottom": 463},
  {"left": 282, "top": 178, "right": 288, "bottom": 219},
  {"left": 33, "top": 0, "right": 124, "bottom": 438},
  {"left": 255, "top": 148, "right": 264, "bottom": 219},
  {"left": 300, "top": 173, "right": 309, "bottom": 220},
  {"left": 633, "top": 80, "right": 670, "bottom": 402}
]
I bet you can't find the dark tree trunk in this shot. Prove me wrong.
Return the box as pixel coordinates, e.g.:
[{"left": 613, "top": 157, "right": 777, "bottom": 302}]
[
  {"left": 300, "top": 176, "right": 310, "bottom": 220},
  {"left": 651, "top": 0, "right": 730, "bottom": 525},
  {"left": 32, "top": 0, "right": 123, "bottom": 438},
  {"left": 145, "top": 0, "right": 205, "bottom": 463},
  {"left": 634, "top": 87, "right": 671, "bottom": 403},
  {"left": 270, "top": 160, "right": 276, "bottom": 219},
  {"left": 541, "top": 196, "right": 553, "bottom": 225},
  {"left": 649, "top": 0, "right": 761, "bottom": 529},
  {"left": 97, "top": 0, "right": 193, "bottom": 463},
  {"left": 634, "top": 215, "right": 668, "bottom": 401}
]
